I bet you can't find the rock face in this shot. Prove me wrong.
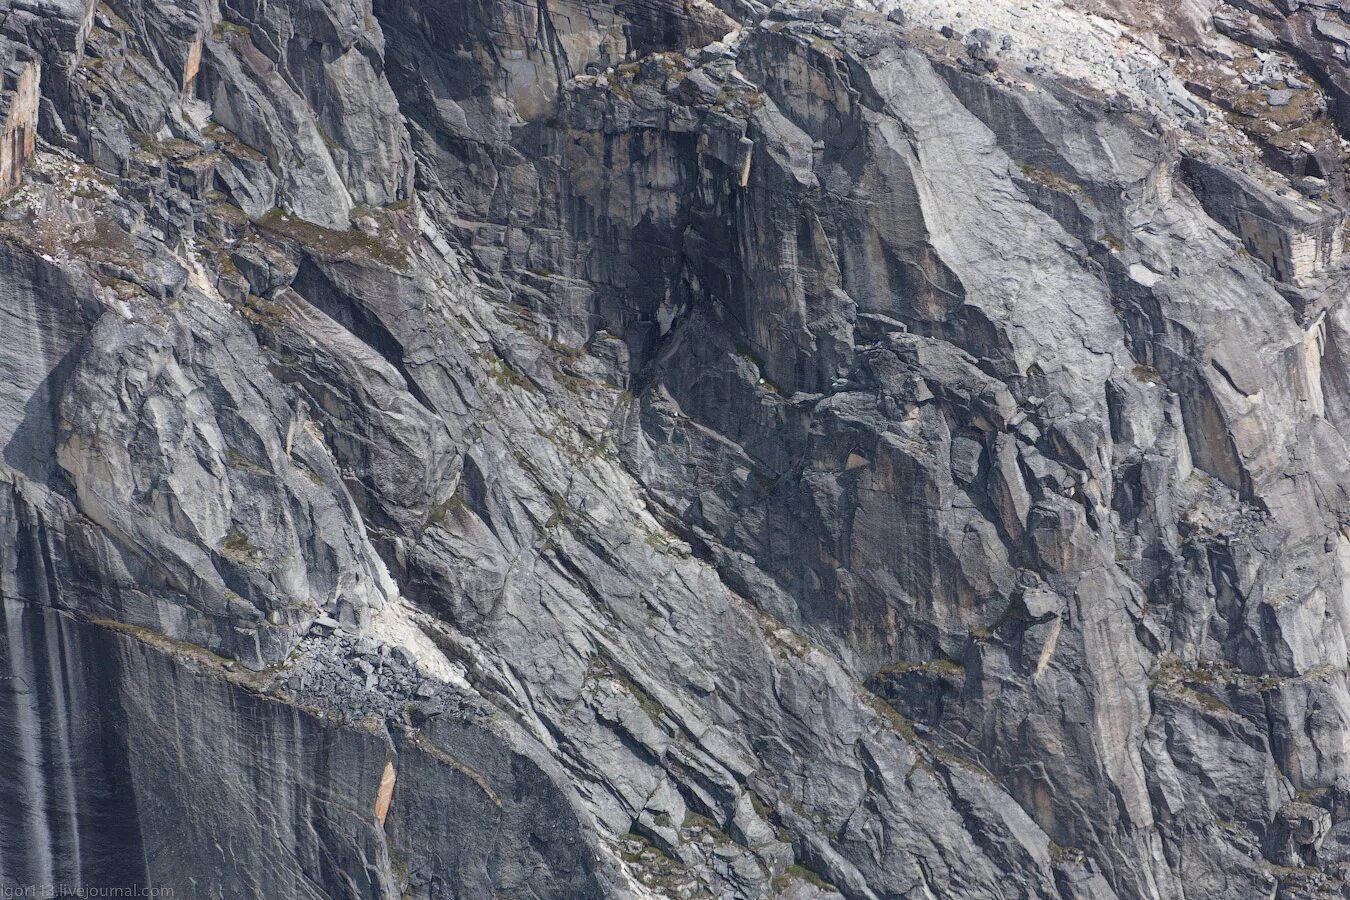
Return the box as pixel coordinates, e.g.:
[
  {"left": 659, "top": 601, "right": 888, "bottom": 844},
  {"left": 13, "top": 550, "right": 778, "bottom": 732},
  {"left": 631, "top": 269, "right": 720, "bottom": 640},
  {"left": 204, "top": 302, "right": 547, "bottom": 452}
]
[{"left": 8, "top": 0, "right": 1350, "bottom": 897}]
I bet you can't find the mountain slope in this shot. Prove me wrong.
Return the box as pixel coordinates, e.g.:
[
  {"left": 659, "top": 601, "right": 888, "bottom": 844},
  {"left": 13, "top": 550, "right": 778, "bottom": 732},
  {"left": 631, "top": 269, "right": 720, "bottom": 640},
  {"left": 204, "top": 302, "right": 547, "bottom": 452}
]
[{"left": 3, "top": 0, "right": 1350, "bottom": 897}]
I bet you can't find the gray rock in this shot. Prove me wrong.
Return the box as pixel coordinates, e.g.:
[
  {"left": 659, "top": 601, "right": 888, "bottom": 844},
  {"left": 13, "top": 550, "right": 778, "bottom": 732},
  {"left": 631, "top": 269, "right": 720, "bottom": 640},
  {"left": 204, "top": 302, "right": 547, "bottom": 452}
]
[
  {"left": 1268, "top": 88, "right": 1295, "bottom": 106},
  {"left": 5, "top": 0, "right": 1350, "bottom": 898}
]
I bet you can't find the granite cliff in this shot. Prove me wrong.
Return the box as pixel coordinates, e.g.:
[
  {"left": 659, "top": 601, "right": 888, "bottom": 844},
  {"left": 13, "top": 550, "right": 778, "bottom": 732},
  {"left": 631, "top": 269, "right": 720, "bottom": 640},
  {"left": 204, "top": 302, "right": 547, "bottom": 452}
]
[{"left": 3, "top": 0, "right": 1350, "bottom": 897}]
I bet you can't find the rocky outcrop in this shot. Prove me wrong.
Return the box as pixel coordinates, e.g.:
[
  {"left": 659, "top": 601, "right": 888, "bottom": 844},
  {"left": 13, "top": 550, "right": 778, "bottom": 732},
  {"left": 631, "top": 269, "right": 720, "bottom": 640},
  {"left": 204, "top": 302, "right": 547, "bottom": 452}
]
[
  {"left": 0, "top": 42, "right": 39, "bottom": 197},
  {"left": 8, "top": 0, "right": 1350, "bottom": 898}
]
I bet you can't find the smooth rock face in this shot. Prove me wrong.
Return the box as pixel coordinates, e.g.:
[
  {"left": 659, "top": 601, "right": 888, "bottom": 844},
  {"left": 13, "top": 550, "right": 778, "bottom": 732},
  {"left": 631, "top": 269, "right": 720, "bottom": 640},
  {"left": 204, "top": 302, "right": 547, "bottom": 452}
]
[{"left": 5, "top": 0, "right": 1350, "bottom": 897}]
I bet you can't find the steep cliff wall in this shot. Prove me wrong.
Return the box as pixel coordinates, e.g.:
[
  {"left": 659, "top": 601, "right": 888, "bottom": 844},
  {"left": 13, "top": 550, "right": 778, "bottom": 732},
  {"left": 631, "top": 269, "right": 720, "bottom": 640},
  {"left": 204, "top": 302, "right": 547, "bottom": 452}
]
[{"left": 4, "top": 0, "right": 1350, "bottom": 898}]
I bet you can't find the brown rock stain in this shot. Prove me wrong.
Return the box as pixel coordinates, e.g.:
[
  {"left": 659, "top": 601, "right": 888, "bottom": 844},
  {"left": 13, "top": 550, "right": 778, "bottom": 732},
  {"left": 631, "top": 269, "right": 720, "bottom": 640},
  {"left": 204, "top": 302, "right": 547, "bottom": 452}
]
[{"left": 374, "top": 761, "right": 396, "bottom": 826}]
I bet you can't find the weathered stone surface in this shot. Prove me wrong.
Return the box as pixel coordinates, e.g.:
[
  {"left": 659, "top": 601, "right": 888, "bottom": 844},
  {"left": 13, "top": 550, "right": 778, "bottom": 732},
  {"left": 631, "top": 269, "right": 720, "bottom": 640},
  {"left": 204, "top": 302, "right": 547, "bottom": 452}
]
[{"left": 7, "top": 0, "right": 1350, "bottom": 898}]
